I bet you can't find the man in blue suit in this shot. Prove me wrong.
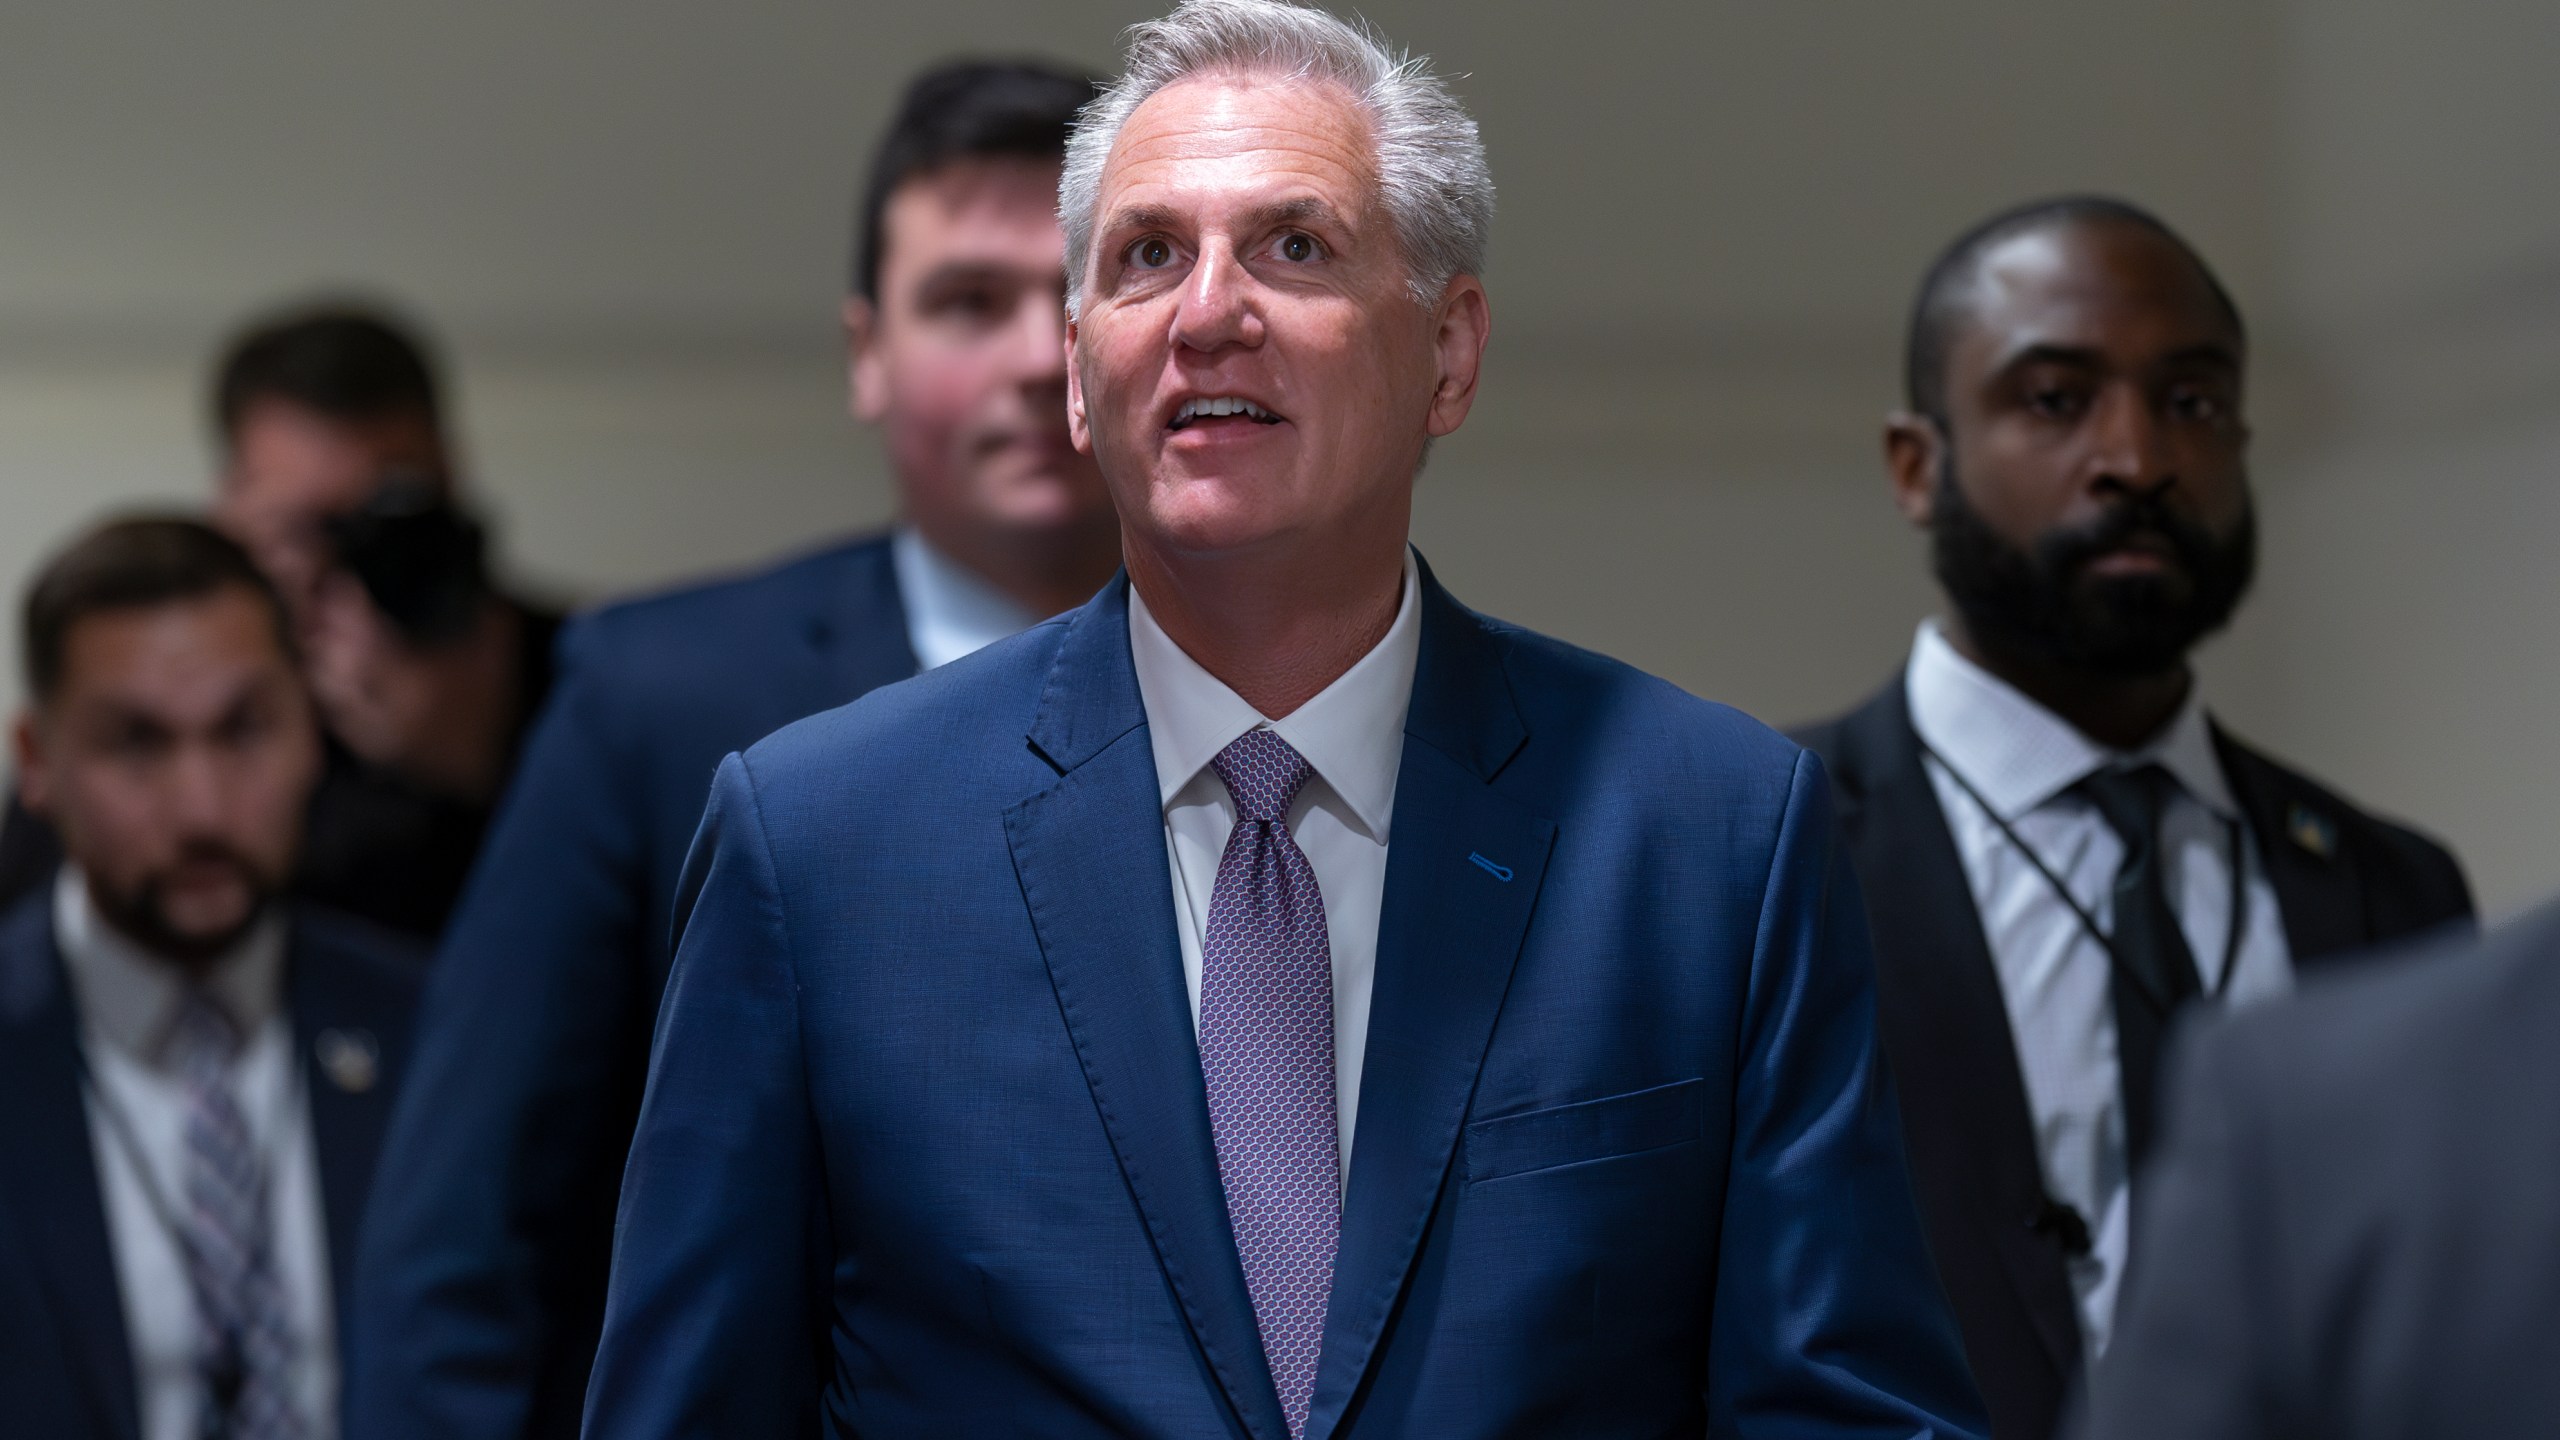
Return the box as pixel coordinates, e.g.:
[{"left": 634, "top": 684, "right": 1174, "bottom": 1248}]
[
  {"left": 583, "top": 4, "right": 1988, "bottom": 1437},
  {"left": 346, "top": 61, "right": 1121, "bottom": 1439},
  {"left": 0, "top": 518, "right": 425, "bottom": 1440}
]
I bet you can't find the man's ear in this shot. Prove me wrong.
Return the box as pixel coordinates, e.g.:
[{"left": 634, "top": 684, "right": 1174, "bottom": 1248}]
[
  {"left": 14, "top": 711, "right": 51, "bottom": 819},
  {"left": 1424, "top": 275, "right": 1491, "bottom": 439},
  {"left": 1065, "top": 321, "right": 1093, "bottom": 456},
  {"left": 844, "top": 296, "right": 888, "bottom": 424},
  {"left": 1884, "top": 411, "right": 1948, "bottom": 530}
]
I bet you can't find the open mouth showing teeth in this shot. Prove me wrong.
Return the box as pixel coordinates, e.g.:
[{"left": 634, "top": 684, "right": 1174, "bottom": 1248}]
[{"left": 1169, "top": 396, "right": 1283, "bottom": 430}]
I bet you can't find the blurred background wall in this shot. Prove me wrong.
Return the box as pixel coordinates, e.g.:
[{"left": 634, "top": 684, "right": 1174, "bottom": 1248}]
[{"left": 0, "top": 0, "right": 2551, "bottom": 913}]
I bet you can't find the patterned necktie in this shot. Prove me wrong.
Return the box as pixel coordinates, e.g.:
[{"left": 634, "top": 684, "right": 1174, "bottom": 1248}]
[
  {"left": 2079, "top": 763, "right": 2205, "bottom": 1170},
  {"left": 1197, "top": 729, "right": 1340, "bottom": 1438},
  {"left": 173, "top": 990, "right": 305, "bottom": 1440}
]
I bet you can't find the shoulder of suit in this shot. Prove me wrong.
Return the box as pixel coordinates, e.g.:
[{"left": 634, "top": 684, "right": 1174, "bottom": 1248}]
[
  {"left": 2188, "top": 898, "right": 2559, "bottom": 1134},
  {"left": 1473, "top": 613, "right": 1806, "bottom": 780},
  {"left": 559, "top": 532, "right": 895, "bottom": 670},
  {"left": 1782, "top": 678, "right": 1905, "bottom": 798},
  {"left": 0, "top": 890, "right": 59, "bottom": 1023},
  {"left": 2210, "top": 725, "right": 2466, "bottom": 882},
  {"left": 0, "top": 887, "right": 48, "bottom": 948},
  {"left": 735, "top": 608, "right": 1071, "bottom": 781},
  {"left": 286, "top": 901, "right": 431, "bottom": 1002}
]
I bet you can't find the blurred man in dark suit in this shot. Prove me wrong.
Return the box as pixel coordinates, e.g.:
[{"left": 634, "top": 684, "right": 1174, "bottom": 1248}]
[
  {"left": 1793, "top": 196, "right": 2473, "bottom": 1440},
  {"left": 2076, "top": 898, "right": 2560, "bottom": 1438},
  {"left": 0, "top": 306, "right": 561, "bottom": 940},
  {"left": 347, "top": 60, "right": 1119, "bottom": 1440},
  {"left": 0, "top": 517, "right": 424, "bottom": 1440}
]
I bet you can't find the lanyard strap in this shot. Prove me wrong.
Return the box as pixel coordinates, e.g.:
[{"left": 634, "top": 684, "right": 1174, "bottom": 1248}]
[
  {"left": 71, "top": 1035, "right": 298, "bottom": 1328},
  {"left": 1916, "top": 737, "right": 2251, "bottom": 1003}
]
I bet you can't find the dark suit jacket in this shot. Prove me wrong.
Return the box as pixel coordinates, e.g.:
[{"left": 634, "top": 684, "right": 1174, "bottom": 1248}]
[
  {"left": 582, "top": 565, "right": 1989, "bottom": 1439},
  {"left": 1793, "top": 678, "right": 2474, "bottom": 1440},
  {"left": 2076, "top": 897, "right": 2560, "bottom": 1439},
  {"left": 348, "top": 536, "right": 916, "bottom": 1440},
  {"left": 0, "top": 892, "right": 425, "bottom": 1440}
]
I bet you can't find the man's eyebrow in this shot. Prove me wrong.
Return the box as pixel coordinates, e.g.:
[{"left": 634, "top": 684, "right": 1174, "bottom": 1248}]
[
  {"left": 1251, "top": 197, "right": 1350, "bottom": 232},
  {"left": 2156, "top": 341, "right": 2242, "bottom": 373},
  {"left": 1097, "top": 202, "right": 1185, "bottom": 240},
  {"left": 1987, "top": 340, "right": 2243, "bottom": 378},
  {"left": 1989, "top": 342, "right": 2107, "bottom": 376},
  {"left": 1095, "top": 197, "right": 1357, "bottom": 242},
  {"left": 911, "top": 259, "right": 1046, "bottom": 292}
]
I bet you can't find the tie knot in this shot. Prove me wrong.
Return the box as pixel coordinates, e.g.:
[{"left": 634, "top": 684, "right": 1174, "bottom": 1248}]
[
  {"left": 170, "top": 988, "right": 243, "bottom": 1074},
  {"left": 1211, "top": 728, "right": 1314, "bottom": 825},
  {"left": 2078, "top": 762, "right": 2176, "bottom": 846}
]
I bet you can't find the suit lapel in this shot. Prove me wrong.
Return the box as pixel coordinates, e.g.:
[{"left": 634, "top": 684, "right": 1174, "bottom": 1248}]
[
  {"left": 1831, "top": 683, "right": 2081, "bottom": 1376},
  {"left": 1003, "top": 579, "right": 1290, "bottom": 1440},
  {"left": 1303, "top": 571, "right": 1553, "bottom": 1440},
  {"left": 2210, "top": 726, "right": 2368, "bottom": 967},
  {"left": 808, "top": 535, "right": 921, "bottom": 706},
  {"left": 286, "top": 919, "right": 403, "bottom": 1327},
  {"left": 0, "top": 902, "right": 141, "bottom": 1440}
]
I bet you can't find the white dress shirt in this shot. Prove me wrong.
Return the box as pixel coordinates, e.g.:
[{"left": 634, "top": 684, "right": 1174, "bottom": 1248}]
[
  {"left": 55, "top": 868, "right": 336, "bottom": 1440},
  {"left": 1128, "top": 552, "right": 1422, "bottom": 1186},
  {"left": 891, "top": 526, "right": 1043, "bottom": 672},
  {"left": 1904, "top": 620, "right": 2290, "bottom": 1358}
]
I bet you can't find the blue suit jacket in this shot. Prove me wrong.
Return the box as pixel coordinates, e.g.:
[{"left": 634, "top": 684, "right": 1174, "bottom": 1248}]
[
  {"left": 349, "top": 537, "right": 917, "bottom": 1439},
  {"left": 0, "top": 893, "right": 424, "bottom": 1440},
  {"left": 584, "top": 564, "right": 1988, "bottom": 1439}
]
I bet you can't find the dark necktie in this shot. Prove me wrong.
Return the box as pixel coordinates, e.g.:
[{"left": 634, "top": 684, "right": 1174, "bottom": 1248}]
[
  {"left": 2078, "top": 764, "right": 2204, "bottom": 1170},
  {"left": 1196, "top": 729, "right": 1339, "bottom": 1438}
]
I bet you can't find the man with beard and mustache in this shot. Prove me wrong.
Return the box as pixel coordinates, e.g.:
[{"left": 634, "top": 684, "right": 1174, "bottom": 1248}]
[
  {"left": 0, "top": 517, "right": 425, "bottom": 1440},
  {"left": 1793, "top": 196, "right": 2474, "bottom": 1440}
]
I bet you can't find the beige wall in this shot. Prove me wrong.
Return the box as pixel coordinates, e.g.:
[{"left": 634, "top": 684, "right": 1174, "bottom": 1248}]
[
  {"left": 1, "top": 0, "right": 2548, "bottom": 911},
  {"left": 2206, "top": 0, "right": 2560, "bottom": 917}
]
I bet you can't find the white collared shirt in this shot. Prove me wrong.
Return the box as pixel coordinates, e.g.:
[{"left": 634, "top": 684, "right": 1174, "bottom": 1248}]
[
  {"left": 54, "top": 868, "right": 337, "bottom": 1440},
  {"left": 1128, "top": 553, "right": 1422, "bottom": 1185},
  {"left": 1904, "top": 619, "right": 2290, "bottom": 1359},
  {"left": 891, "top": 526, "right": 1044, "bottom": 672}
]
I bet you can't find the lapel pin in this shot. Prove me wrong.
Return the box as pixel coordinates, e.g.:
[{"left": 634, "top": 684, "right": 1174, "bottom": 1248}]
[
  {"left": 1467, "top": 851, "right": 1514, "bottom": 882},
  {"left": 2286, "top": 804, "right": 2338, "bottom": 861},
  {"left": 315, "top": 1028, "right": 380, "bottom": 1094}
]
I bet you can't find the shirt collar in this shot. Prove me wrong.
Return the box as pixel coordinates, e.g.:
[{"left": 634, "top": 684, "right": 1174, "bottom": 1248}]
[
  {"left": 1904, "top": 617, "right": 2238, "bottom": 822},
  {"left": 890, "top": 525, "right": 1043, "bottom": 672},
  {"left": 53, "top": 865, "right": 289, "bottom": 1068},
  {"left": 1128, "top": 550, "right": 1422, "bottom": 845}
]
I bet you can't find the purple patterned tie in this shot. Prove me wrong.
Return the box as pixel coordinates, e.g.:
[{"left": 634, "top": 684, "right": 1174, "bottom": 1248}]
[
  {"left": 1198, "top": 728, "right": 1340, "bottom": 1438},
  {"left": 175, "top": 990, "right": 305, "bottom": 1440}
]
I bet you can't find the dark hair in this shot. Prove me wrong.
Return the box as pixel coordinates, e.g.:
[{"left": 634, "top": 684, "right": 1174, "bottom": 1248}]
[
  {"left": 851, "top": 59, "right": 1097, "bottom": 301},
  {"left": 1903, "top": 195, "right": 2246, "bottom": 422},
  {"left": 211, "top": 302, "right": 444, "bottom": 443},
  {"left": 23, "top": 517, "right": 293, "bottom": 702}
]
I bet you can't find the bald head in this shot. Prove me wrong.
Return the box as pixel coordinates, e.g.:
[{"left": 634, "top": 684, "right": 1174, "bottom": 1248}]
[{"left": 1905, "top": 197, "right": 2243, "bottom": 423}]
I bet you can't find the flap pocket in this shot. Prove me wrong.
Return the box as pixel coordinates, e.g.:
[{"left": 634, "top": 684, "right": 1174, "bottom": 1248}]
[{"left": 1464, "top": 1078, "right": 1707, "bottom": 1184}]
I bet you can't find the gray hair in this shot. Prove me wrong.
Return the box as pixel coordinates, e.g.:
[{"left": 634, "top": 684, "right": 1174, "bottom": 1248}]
[{"left": 1059, "top": 0, "right": 1493, "bottom": 318}]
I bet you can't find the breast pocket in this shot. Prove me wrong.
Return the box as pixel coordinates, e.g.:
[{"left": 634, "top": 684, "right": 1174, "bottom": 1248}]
[{"left": 1463, "top": 1078, "right": 1707, "bottom": 1184}]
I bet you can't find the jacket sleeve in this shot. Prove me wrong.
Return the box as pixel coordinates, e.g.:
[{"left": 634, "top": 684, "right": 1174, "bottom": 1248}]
[
  {"left": 2070, "top": 1024, "right": 2287, "bottom": 1440},
  {"left": 1705, "top": 748, "right": 1990, "bottom": 1439},
  {"left": 345, "top": 626, "right": 660, "bottom": 1439},
  {"left": 581, "top": 752, "right": 827, "bottom": 1438}
]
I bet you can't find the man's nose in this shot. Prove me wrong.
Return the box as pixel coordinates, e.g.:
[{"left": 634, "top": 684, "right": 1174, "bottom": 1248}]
[
  {"left": 2088, "top": 385, "right": 2175, "bottom": 497},
  {"left": 1014, "top": 293, "right": 1069, "bottom": 384},
  {"left": 1169, "top": 242, "right": 1263, "bottom": 354},
  {"left": 168, "top": 745, "right": 233, "bottom": 830}
]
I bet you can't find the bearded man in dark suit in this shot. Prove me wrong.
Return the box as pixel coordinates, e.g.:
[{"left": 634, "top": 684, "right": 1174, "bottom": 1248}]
[{"left": 1794, "top": 197, "right": 2473, "bottom": 1440}]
